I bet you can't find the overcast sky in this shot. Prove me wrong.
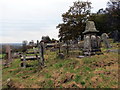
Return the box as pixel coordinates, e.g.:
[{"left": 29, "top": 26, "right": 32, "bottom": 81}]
[{"left": 0, "top": 0, "right": 109, "bottom": 43}]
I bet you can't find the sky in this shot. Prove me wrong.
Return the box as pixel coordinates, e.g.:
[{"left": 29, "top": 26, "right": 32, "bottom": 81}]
[{"left": 0, "top": 0, "right": 109, "bottom": 43}]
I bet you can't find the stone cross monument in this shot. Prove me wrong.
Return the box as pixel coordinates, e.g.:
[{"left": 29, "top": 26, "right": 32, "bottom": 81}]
[
  {"left": 38, "top": 41, "right": 45, "bottom": 66},
  {"left": 21, "top": 41, "right": 27, "bottom": 68},
  {"left": 83, "top": 21, "right": 101, "bottom": 56}
]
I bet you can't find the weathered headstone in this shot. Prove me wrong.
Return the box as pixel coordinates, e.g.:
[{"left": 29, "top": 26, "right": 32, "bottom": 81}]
[
  {"left": 36, "top": 40, "right": 39, "bottom": 47},
  {"left": 112, "top": 30, "right": 120, "bottom": 42},
  {"left": 22, "top": 41, "right": 27, "bottom": 52},
  {"left": 101, "top": 33, "right": 111, "bottom": 48},
  {"left": 21, "top": 41, "right": 27, "bottom": 68},
  {"left": 83, "top": 35, "right": 91, "bottom": 55},
  {"left": 21, "top": 54, "right": 26, "bottom": 68},
  {"left": 38, "top": 41, "right": 45, "bottom": 66},
  {"left": 83, "top": 21, "right": 101, "bottom": 56},
  {"left": 5, "top": 45, "right": 12, "bottom": 65},
  {"left": 97, "top": 36, "right": 102, "bottom": 48}
]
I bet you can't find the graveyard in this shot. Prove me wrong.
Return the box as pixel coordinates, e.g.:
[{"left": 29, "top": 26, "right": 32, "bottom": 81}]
[
  {"left": 1, "top": 0, "right": 120, "bottom": 89},
  {"left": 1, "top": 21, "right": 119, "bottom": 88},
  {"left": 2, "top": 41, "right": 119, "bottom": 88}
]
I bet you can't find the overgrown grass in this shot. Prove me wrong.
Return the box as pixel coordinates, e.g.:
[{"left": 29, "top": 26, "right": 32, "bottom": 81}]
[{"left": 2, "top": 42, "right": 119, "bottom": 88}]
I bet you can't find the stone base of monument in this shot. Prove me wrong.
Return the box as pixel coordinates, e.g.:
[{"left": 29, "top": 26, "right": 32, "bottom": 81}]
[
  {"left": 83, "top": 49, "right": 102, "bottom": 56},
  {"left": 21, "top": 56, "right": 40, "bottom": 61},
  {"left": 76, "top": 55, "right": 85, "bottom": 58},
  {"left": 26, "top": 51, "right": 39, "bottom": 54},
  {"left": 106, "top": 49, "right": 120, "bottom": 54}
]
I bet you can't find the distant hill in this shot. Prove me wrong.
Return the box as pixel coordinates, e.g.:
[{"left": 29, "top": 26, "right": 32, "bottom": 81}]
[{"left": 0, "top": 43, "right": 22, "bottom": 49}]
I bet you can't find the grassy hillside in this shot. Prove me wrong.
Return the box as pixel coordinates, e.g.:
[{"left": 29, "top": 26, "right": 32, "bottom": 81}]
[{"left": 2, "top": 42, "right": 119, "bottom": 88}]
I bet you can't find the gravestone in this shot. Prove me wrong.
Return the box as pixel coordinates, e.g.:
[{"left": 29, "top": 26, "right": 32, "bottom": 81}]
[
  {"left": 5, "top": 45, "right": 12, "bottom": 65},
  {"left": 83, "top": 35, "right": 91, "bottom": 55},
  {"left": 21, "top": 54, "right": 26, "bottom": 68},
  {"left": 38, "top": 41, "right": 45, "bottom": 66},
  {"left": 36, "top": 40, "right": 39, "bottom": 47},
  {"left": 21, "top": 41, "right": 27, "bottom": 68},
  {"left": 91, "top": 35, "right": 98, "bottom": 49},
  {"left": 22, "top": 41, "right": 27, "bottom": 52},
  {"left": 83, "top": 21, "right": 101, "bottom": 56},
  {"left": 112, "top": 30, "right": 120, "bottom": 42},
  {"left": 97, "top": 36, "right": 102, "bottom": 48},
  {"left": 101, "top": 33, "right": 111, "bottom": 48}
]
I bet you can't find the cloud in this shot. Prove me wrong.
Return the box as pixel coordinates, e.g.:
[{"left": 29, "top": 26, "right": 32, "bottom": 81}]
[
  {"left": 0, "top": 25, "right": 59, "bottom": 43},
  {"left": 0, "top": 0, "right": 109, "bottom": 43}
]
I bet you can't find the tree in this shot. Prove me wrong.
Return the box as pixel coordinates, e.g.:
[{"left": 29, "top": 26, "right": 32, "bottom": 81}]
[
  {"left": 106, "top": 0, "right": 120, "bottom": 32},
  {"left": 88, "top": 13, "right": 109, "bottom": 35},
  {"left": 41, "top": 36, "right": 51, "bottom": 43},
  {"left": 57, "top": 1, "right": 92, "bottom": 42},
  {"left": 89, "top": 0, "right": 120, "bottom": 35}
]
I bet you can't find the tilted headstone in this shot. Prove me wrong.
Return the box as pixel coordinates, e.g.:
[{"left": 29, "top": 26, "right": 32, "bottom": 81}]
[
  {"left": 101, "top": 33, "right": 111, "bottom": 48},
  {"left": 38, "top": 41, "right": 45, "bottom": 66},
  {"left": 5, "top": 45, "right": 12, "bottom": 65},
  {"left": 83, "top": 21, "right": 101, "bottom": 56}
]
